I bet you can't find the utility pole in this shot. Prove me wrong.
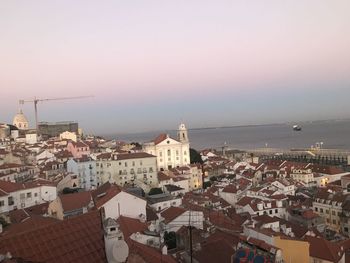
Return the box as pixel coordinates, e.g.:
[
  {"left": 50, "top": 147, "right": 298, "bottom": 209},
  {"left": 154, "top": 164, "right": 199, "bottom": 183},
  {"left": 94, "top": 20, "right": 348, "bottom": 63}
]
[{"left": 188, "top": 210, "right": 193, "bottom": 263}]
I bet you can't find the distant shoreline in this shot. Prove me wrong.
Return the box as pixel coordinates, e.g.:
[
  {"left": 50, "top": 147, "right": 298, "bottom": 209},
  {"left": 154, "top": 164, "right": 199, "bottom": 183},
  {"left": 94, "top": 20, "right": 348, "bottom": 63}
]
[{"left": 98, "top": 118, "right": 350, "bottom": 138}]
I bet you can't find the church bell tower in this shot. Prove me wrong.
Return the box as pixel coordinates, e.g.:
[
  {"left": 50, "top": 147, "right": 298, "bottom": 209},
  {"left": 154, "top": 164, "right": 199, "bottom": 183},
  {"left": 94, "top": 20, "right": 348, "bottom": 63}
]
[{"left": 177, "top": 123, "right": 189, "bottom": 143}]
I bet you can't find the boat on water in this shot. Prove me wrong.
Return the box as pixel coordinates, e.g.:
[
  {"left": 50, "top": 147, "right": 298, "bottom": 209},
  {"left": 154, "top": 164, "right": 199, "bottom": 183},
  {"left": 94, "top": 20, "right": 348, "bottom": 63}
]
[{"left": 293, "top": 125, "right": 302, "bottom": 131}]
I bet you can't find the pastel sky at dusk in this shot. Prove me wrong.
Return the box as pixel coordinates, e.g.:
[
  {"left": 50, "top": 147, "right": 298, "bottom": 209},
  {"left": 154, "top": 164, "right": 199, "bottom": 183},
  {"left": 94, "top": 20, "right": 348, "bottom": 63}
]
[{"left": 1, "top": 0, "right": 350, "bottom": 135}]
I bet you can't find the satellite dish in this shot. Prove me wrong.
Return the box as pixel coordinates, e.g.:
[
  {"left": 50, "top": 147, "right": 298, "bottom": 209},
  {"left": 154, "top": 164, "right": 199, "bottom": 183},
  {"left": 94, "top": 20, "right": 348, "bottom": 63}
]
[{"left": 112, "top": 240, "right": 129, "bottom": 263}]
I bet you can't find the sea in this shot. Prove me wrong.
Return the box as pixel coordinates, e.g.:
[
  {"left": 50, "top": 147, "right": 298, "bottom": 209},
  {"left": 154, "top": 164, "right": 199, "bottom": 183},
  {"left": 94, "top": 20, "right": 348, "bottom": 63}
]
[{"left": 103, "top": 119, "right": 350, "bottom": 151}]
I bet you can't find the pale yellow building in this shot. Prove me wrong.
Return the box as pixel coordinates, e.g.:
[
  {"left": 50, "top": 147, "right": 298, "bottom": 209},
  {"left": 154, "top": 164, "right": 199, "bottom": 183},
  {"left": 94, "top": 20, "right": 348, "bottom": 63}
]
[{"left": 274, "top": 236, "right": 309, "bottom": 263}]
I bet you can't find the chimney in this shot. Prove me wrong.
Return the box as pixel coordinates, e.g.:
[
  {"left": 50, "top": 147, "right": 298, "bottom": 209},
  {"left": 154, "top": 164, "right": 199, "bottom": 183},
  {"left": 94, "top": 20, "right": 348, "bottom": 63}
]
[
  {"left": 162, "top": 245, "right": 168, "bottom": 255},
  {"left": 103, "top": 218, "right": 129, "bottom": 263}
]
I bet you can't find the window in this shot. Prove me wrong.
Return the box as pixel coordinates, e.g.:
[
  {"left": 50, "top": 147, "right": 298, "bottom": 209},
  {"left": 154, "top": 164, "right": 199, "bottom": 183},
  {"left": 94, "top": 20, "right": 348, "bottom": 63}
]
[
  {"left": 27, "top": 193, "right": 32, "bottom": 198},
  {"left": 320, "top": 208, "right": 323, "bottom": 213},
  {"left": 345, "top": 227, "right": 349, "bottom": 232},
  {"left": 326, "top": 210, "right": 329, "bottom": 214},
  {"left": 269, "top": 210, "right": 272, "bottom": 215},
  {"left": 332, "top": 211, "right": 335, "bottom": 216},
  {"left": 184, "top": 151, "right": 187, "bottom": 155},
  {"left": 275, "top": 209, "right": 278, "bottom": 213},
  {"left": 176, "top": 150, "right": 179, "bottom": 155},
  {"left": 8, "top": 196, "right": 14, "bottom": 206},
  {"left": 20, "top": 193, "right": 25, "bottom": 199},
  {"left": 140, "top": 160, "right": 143, "bottom": 166},
  {"left": 34, "top": 193, "right": 38, "bottom": 197},
  {"left": 167, "top": 149, "right": 171, "bottom": 156},
  {"left": 132, "top": 161, "right": 135, "bottom": 166},
  {"left": 149, "top": 167, "right": 153, "bottom": 173},
  {"left": 315, "top": 207, "right": 318, "bottom": 212},
  {"left": 119, "top": 170, "right": 122, "bottom": 175},
  {"left": 125, "top": 162, "right": 127, "bottom": 167},
  {"left": 119, "top": 162, "right": 122, "bottom": 165},
  {"left": 333, "top": 220, "right": 336, "bottom": 224},
  {"left": 160, "top": 152, "right": 162, "bottom": 157},
  {"left": 0, "top": 200, "right": 4, "bottom": 207}
]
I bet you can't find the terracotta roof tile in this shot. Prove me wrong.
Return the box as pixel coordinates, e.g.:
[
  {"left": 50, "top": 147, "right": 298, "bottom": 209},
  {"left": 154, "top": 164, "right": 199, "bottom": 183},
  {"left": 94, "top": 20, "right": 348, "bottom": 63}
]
[
  {"left": 59, "top": 191, "right": 92, "bottom": 212},
  {"left": 160, "top": 206, "right": 186, "bottom": 224},
  {"left": 305, "top": 236, "right": 343, "bottom": 262},
  {"left": 153, "top": 133, "right": 168, "bottom": 145},
  {"left": 0, "top": 211, "right": 106, "bottom": 263},
  {"left": 92, "top": 182, "right": 122, "bottom": 208}
]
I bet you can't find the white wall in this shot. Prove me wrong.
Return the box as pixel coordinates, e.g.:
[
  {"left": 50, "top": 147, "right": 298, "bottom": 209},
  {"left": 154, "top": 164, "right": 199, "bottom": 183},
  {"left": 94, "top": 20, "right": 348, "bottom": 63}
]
[
  {"left": 165, "top": 210, "right": 204, "bottom": 233},
  {"left": 150, "top": 197, "right": 182, "bottom": 212},
  {"left": 102, "top": 191, "right": 147, "bottom": 220}
]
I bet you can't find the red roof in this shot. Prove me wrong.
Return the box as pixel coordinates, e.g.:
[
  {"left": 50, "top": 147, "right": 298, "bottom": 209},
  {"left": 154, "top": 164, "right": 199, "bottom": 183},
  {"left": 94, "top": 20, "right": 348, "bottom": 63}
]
[
  {"left": 153, "top": 133, "right": 168, "bottom": 145},
  {"left": 118, "top": 216, "right": 176, "bottom": 263},
  {"left": 0, "top": 211, "right": 106, "bottom": 263},
  {"left": 160, "top": 206, "right": 186, "bottom": 224},
  {"left": 305, "top": 236, "right": 343, "bottom": 262},
  {"left": 194, "top": 238, "right": 235, "bottom": 263},
  {"left": 59, "top": 191, "right": 92, "bottom": 212},
  {"left": 0, "top": 180, "right": 56, "bottom": 194},
  {"left": 2, "top": 215, "right": 59, "bottom": 237},
  {"left": 92, "top": 182, "right": 122, "bottom": 208}
]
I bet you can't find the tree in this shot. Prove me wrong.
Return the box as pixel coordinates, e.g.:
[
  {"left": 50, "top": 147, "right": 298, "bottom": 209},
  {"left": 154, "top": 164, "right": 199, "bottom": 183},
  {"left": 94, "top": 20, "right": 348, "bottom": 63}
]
[
  {"left": 0, "top": 217, "right": 10, "bottom": 228},
  {"left": 62, "top": 187, "right": 79, "bottom": 194},
  {"left": 203, "top": 181, "right": 212, "bottom": 189},
  {"left": 130, "top": 142, "right": 142, "bottom": 148},
  {"left": 148, "top": 187, "right": 163, "bottom": 196},
  {"left": 210, "top": 176, "right": 218, "bottom": 182},
  {"left": 164, "top": 231, "right": 176, "bottom": 249},
  {"left": 190, "top": 148, "right": 203, "bottom": 164}
]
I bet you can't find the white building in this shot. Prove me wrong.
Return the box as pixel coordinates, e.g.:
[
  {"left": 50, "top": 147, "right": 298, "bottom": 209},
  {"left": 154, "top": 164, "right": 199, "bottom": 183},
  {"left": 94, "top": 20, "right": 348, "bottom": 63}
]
[
  {"left": 160, "top": 206, "right": 204, "bottom": 232},
  {"left": 60, "top": 131, "right": 77, "bottom": 142},
  {"left": 147, "top": 193, "right": 182, "bottom": 212},
  {"left": 0, "top": 179, "right": 57, "bottom": 214},
  {"left": 67, "top": 157, "right": 97, "bottom": 190},
  {"left": 96, "top": 152, "right": 158, "bottom": 190},
  {"left": 92, "top": 182, "right": 147, "bottom": 220},
  {"left": 25, "top": 132, "right": 38, "bottom": 145},
  {"left": 290, "top": 169, "right": 314, "bottom": 186},
  {"left": 143, "top": 124, "right": 190, "bottom": 171}
]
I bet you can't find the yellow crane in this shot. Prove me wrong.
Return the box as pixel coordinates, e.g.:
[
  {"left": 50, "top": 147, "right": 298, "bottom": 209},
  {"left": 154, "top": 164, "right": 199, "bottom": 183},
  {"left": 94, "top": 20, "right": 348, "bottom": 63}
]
[{"left": 19, "top": 95, "right": 93, "bottom": 134}]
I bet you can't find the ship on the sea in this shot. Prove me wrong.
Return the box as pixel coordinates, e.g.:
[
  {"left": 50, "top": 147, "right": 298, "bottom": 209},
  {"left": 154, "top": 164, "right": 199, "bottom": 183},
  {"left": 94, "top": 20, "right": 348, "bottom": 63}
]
[{"left": 293, "top": 125, "right": 302, "bottom": 131}]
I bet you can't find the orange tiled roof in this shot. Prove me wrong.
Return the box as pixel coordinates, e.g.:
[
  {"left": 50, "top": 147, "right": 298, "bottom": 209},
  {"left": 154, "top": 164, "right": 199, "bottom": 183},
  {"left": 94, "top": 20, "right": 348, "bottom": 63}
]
[
  {"left": 160, "top": 206, "right": 186, "bottom": 224},
  {"left": 59, "top": 191, "right": 92, "bottom": 212},
  {"left": 0, "top": 211, "right": 106, "bottom": 263}
]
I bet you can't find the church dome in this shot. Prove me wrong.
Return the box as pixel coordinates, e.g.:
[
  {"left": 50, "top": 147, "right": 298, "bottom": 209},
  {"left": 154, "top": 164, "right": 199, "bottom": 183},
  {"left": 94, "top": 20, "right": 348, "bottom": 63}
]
[{"left": 13, "top": 109, "right": 29, "bottom": 130}]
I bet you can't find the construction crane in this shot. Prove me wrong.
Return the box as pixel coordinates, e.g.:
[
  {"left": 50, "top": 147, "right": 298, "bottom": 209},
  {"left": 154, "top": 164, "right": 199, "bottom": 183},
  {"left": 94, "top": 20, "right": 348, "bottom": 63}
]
[{"left": 19, "top": 95, "right": 93, "bottom": 134}]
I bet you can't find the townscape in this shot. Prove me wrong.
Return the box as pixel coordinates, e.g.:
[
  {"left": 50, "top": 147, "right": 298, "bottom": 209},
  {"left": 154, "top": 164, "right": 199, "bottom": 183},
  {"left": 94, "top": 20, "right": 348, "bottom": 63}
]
[{"left": 1, "top": 111, "right": 350, "bottom": 263}]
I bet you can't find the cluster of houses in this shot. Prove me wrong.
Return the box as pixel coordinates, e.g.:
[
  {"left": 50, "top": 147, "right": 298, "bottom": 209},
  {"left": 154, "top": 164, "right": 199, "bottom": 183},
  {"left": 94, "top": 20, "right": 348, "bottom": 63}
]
[{"left": 1, "top": 124, "right": 350, "bottom": 262}]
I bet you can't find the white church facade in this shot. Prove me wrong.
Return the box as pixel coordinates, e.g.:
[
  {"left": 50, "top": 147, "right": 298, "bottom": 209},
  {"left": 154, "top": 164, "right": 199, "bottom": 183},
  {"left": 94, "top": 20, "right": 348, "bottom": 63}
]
[{"left": 143, "top": 124, "right": 190, "bottom": 171}]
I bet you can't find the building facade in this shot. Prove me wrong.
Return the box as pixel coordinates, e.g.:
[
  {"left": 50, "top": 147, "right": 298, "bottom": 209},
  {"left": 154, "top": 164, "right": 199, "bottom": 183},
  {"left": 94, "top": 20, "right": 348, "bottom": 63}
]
[
  {"left": 143, "top": 124, "right": 190, "bottom": 171},
  {"left": 38, "top": 121, "right": 78, "bottom": 138},
  {"left": 67, "top": 157, "right": 97, "bottom": 190},
  {"left": 96, "top": 152, "right": 158, "bottom": 189}
]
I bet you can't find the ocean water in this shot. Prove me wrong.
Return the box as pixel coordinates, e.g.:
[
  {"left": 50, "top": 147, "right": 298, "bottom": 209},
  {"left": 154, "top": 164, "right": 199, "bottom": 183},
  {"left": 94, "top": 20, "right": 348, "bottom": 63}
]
[{"left": 105, "top": 120, "right": 350, "bottom": 150}]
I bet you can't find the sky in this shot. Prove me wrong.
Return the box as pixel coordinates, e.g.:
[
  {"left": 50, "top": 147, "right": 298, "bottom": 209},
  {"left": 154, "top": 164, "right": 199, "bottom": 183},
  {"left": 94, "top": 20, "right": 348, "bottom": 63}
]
[{"left": 1, "top": 0, "right": 350, "bottom": 135}]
